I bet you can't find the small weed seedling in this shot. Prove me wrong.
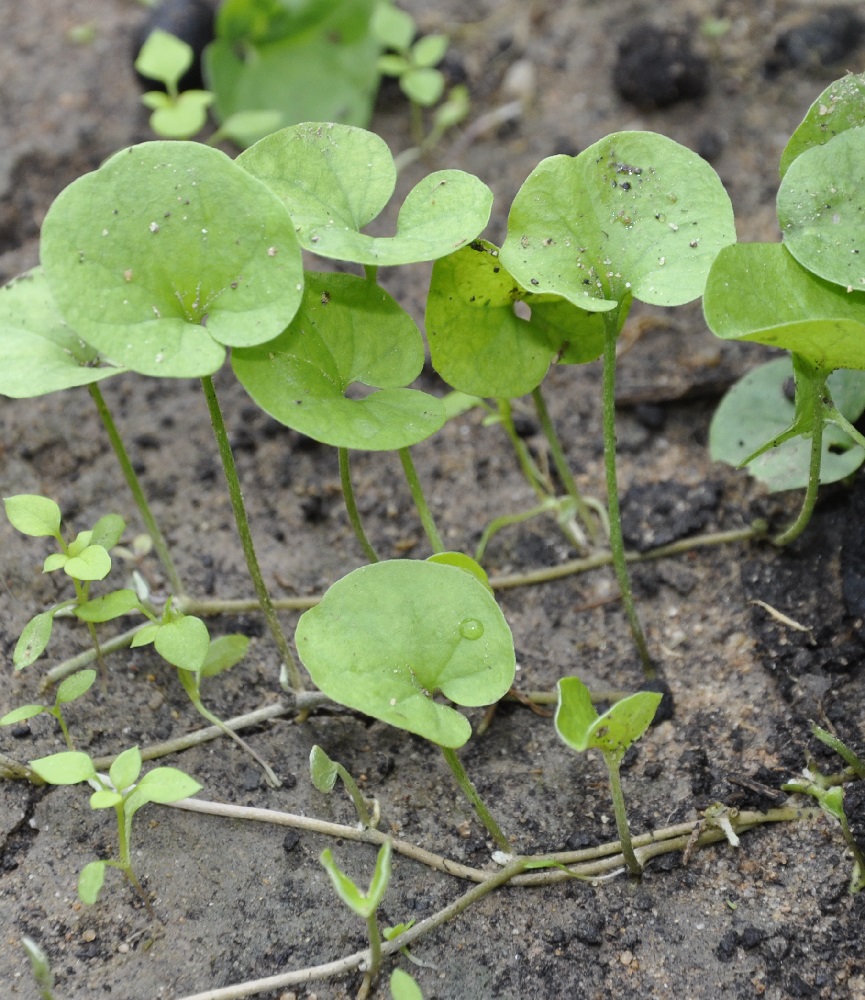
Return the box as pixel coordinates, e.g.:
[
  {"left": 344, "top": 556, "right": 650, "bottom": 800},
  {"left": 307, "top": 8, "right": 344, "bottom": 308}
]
[
  {"left": 310, "top": 744, "right": 379, "bottom": 829},
  {"left": 783, "top": 725, "right": 865, "bottom": 893},
  {"left": 21, "top": 936, "right": 56, "bottom": 1000},
  {"left": 555, "top": 677, "right": 662, "bottom": 875},
  {"left": 135, "top": 29, "right": 214, "bottom": 139},
  {"left": 4, "top": 494, "right": 127, "bottom": 672},
  {"left": 320, "top": 838, "right": 393, "bottom": 999},
  {"left": 296, "top": 557, "right": 515, "bottom": 851},
  {"left": 0, "top": 669, "right": 96, "bottom": 750},
  {"left": 29, "top": 745, "right": 201, "bottom": 909}
]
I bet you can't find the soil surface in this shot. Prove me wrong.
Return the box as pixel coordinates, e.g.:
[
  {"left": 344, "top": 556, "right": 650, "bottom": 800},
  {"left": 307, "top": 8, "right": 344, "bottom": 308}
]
[{"left": 2, "top": 2, "right": 865, "bottom": 999}]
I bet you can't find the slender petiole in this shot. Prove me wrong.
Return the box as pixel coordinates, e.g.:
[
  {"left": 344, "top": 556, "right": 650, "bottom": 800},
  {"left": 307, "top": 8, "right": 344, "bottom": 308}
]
[
  {"left": 200, "top": 375, "right": 304, "bottom": 691},
  {"left": 88, "top": 382, "right": 184, "bottom": 596},
  {"left": 338, "top": 448, "right": 379, "bottom": 563},
  {"left": 440, "top": 745, "right": 511, "bottom": 853},
  {"left": 398, "top": 447, "right": 445, "bottom": 554}
]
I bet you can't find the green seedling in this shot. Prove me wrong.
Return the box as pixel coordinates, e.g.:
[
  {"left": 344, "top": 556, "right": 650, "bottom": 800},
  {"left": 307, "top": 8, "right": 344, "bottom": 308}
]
[
  {"left": 783, "top": 725, "right": 865, "bottom": 893},
  {"left": 4, "top": 494, "right": 128, "bottom": 670},
  {"left": 296, "top": 558, "right": 515, "bottom": 850},
  {"left": 310, "top": 745, "right": 378, "bottom": 829},
  {"left": 372, "top": 2, "right": 460, "bottom": 149},
  {"left": 555, "top": 677, "right": 662, "bottom": 875},
  {"left": 204, "top": 0, "right": 383, "bottom": 147},
  {"left": 21, "top": 936, "right": 56, "bottom": 1000},
  {"left": 29, "top": 745, "right": 201, "bottom": 909},
  {"left": 135, "top": 29, "right": 214, "bottom": 139},
  {"left": 0, "top": 669, "right": 96, "bottom": 750},
  {"left": 710, "top": 357, "right": 865, "bottom": 493},
  {"left": 320, "top": 839, "right": 393, "bottom": 998},
  {"left": 132, "top": 605, "right": 279, "bottom": 786},
  {"left": 495, "top": 131, "right": 736, "bottom": 674}
]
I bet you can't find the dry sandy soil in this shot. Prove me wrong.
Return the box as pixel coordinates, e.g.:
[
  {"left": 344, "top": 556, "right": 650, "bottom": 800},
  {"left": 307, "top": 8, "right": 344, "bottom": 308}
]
[{"left": 1, "top": 1, "right": 864, "bottom": 998}]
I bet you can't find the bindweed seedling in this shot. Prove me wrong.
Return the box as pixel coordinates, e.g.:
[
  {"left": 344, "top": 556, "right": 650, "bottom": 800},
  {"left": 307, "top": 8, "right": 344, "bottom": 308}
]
[
  {"left": 135, "top": 29, "right": 214, "bottom": 139},
  {"left": 0, "top": 669, "right": 96, "bottom": 750},
  {"left": 296, "top": 557, "right": 515, "bottom": 850},
  {"left": 4, "top": 494, "right": 127, "bottom": 672},
  {"left": 29, "top": 745, "right": 201, "bottom": 910},
  {"left": 555, "top": 677, "right": 662, "bottom": 875},
  {"left": 320, "top": 839, "right": 393, "bottom": 998},
  {"left": 310, "top": 745, "right": 378, "bottom": 829}
]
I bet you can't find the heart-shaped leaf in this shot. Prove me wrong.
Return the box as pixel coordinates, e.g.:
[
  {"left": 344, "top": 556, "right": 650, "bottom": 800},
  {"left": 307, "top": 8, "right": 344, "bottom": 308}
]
[
  {"left": 63, "top": 545, "right": 112, "bottom": 582},
  {"left": 153, "top": 615, "right": 210, "bottom": 672},
  {"left": 709, "top": 357, "right": 865, "bottom": 491},
  {"left": 295, "top": 560, "right": 515, "bottom": 748},
  {"left": 238, "top": 123, "right": 493, "bottom": 264},
  {"left": 704, "top": 242, "right": 865, "bottom": 370},
  {"left": 0, "top": 268, "right": 125, "bottom": 397},
  {"left": 555, "top": 677, "right": 661, "bottom": 762},
  {"left": 426, "top": 241, "right": 605, "bottom": 398},
  {"left": 233, "top": 271, "right": 445, "bottom": 449},
  {"left": 778, "top": 125, "right": 865, "bottom": 291},
  {"left": 500, "top": 131, "right": 735, "bottom": 311},
  {"left": 780, "top": 72, "right": 865, "bottom": 179},
  {"left": 40, "top": 141, "right": 303, "bottom": 377}
]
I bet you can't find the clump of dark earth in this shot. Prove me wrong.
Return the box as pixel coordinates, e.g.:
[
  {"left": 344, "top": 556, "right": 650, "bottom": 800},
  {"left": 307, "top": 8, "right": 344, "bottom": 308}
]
[
  {"left": 613, "top": 23, "right": 709, "bottom": 109},
  {"left": 766, "top": 5, "right": 865, "bottom": 76}
]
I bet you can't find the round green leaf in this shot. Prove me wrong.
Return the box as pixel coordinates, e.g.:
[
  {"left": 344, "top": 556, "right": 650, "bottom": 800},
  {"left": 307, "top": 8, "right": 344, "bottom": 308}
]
[
  {"left": 500, "top": 131, "right": 736, "bottom": 311},
  {"left": 154, "top": 614, "right": 210, "bottom": 672},
  {"left": 40, "top": 141, "right": 303, "bottom": 377},
  {"left": 390, "top": 968, "right": 424, "bottom": 1000},
  {"left": 4, "top": 494, "right": 61, "bottom": 537},
  {"left": 148, "top": 91, "right": 213, "bottom": 140},
  {"left": 295, "top": 560, "right": 515, "bottom": 748},
  {"left": 401, "top": 67, "right": 445, "bottom": 107},
  {"left": 704, "top": 242, "right": 865, "bottom": 370},
  {"left": 778, "top": 126, "right": 865, "bottom": 292},
  {"left": 709, "top": 357, "right": 865, "bottom": 491},
  {"left": 233, "top": 272, "right": 445, "bottom": 449},
  {"left": 14, "top": 609, "right": 61, "bottom": 668},
  {"left": 134, "top": 29, "right": 194, "bottom": 91},
  {"left": 238, "top": 123, "right": 493, "bottom": 264},
  {"left": 780, "top": 72, "right": 865, "bottom": 178},
  {"left": 63, "top": 544, "right": 111, "bottom": 582},
  {"left": 555, "top": 677, "right": 661, "bottom": 761},
  {"left": 426, "top": 240, "right": 604, "bottom": 398},
  {"left": 411, "top": 34, "right": 449, "bottom": 69},
  {"left": 0, "top": 268, "right": 125, "bottom": 397}
]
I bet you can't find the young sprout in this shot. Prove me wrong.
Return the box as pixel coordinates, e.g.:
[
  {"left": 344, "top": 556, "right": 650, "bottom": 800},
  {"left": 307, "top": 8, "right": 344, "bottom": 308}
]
[
  {"left": 135, "top": 29, "right": 213, "bottom": 139},
  {"left": 21, "top": 936, "right": 56, "bottom": 1000},
  {"left": 29, "top": 746, "right": 201, "bottom": 911},
  {"left": 310, "top": 745, "right": 378, "bottom": 829},
  {"left": 320, "top": 839, "right": 393, "bottom": 999},
  {"left": 555, "top": 677, "right": 662, "bottom": 876},
  {"left": 4, "top": 495, "right": 128, "bottom": 673},
  {"left": 0, "top": 669, "right": 96, "bottom": 750}
]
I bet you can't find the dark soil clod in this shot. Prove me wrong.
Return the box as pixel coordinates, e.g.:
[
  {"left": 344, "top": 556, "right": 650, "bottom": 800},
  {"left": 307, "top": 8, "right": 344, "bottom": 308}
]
[{"left": 613, "top": 23, "right": 709, "bottom": 110}]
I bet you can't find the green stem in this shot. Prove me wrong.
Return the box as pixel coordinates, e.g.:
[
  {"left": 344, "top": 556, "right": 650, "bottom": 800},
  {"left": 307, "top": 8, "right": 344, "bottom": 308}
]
[
  {"left": 603, "top": 750, "right": 642, "bottom": 876},
  {"left": 398, "top": 447, "right": 444, "bottom": 553},
  {"left": 335, "top": 763, "right": 373, "bottom": 828},
  {"left": 601, "top": 319, "right": 654, "bottom": 678},
  {"left": 338, "top": 449, "right": 379, "bottom": 563},
  {"left": 88, "top": 383, "right": 184, "bottom": 596},
  {"left": 497, "top": 399, "right": 550, "bottom": 498},
  {"left": 475, "top": 499, "right": 558, "bottom": 562},
  {"left": 200, "top": 376, "right": 304, "bottom": 692},
  {"left": 531, "top": 385, "right": 598, "bottom": 544},
  {"left": 365, "top": 913, "right": 382, "bottom": 983},
  {"left": 189, "top": 693, "right": 281, "bottom": 789},
  {"left": 440, "top": 746, "right": 511, "bottom": 852},
  {"left": 773, "top": 368, "right": 826, "bottom": 546}
]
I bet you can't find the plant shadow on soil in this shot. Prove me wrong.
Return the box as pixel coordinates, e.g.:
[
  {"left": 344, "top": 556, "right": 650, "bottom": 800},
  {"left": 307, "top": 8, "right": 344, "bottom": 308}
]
[{"left": 1, "top": 1, "right": 864, "bottom": 998}]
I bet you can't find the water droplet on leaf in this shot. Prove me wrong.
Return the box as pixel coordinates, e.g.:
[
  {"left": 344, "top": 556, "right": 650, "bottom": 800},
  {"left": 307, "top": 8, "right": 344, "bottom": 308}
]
[{"left": 459, "top": 619, "right": 484, "bottom": 640}]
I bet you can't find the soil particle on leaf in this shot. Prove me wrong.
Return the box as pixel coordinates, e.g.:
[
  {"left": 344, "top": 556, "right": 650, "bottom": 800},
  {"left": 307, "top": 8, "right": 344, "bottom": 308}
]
[{"left": 613, "top": 22, "right": 710, "bottom": 110}]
